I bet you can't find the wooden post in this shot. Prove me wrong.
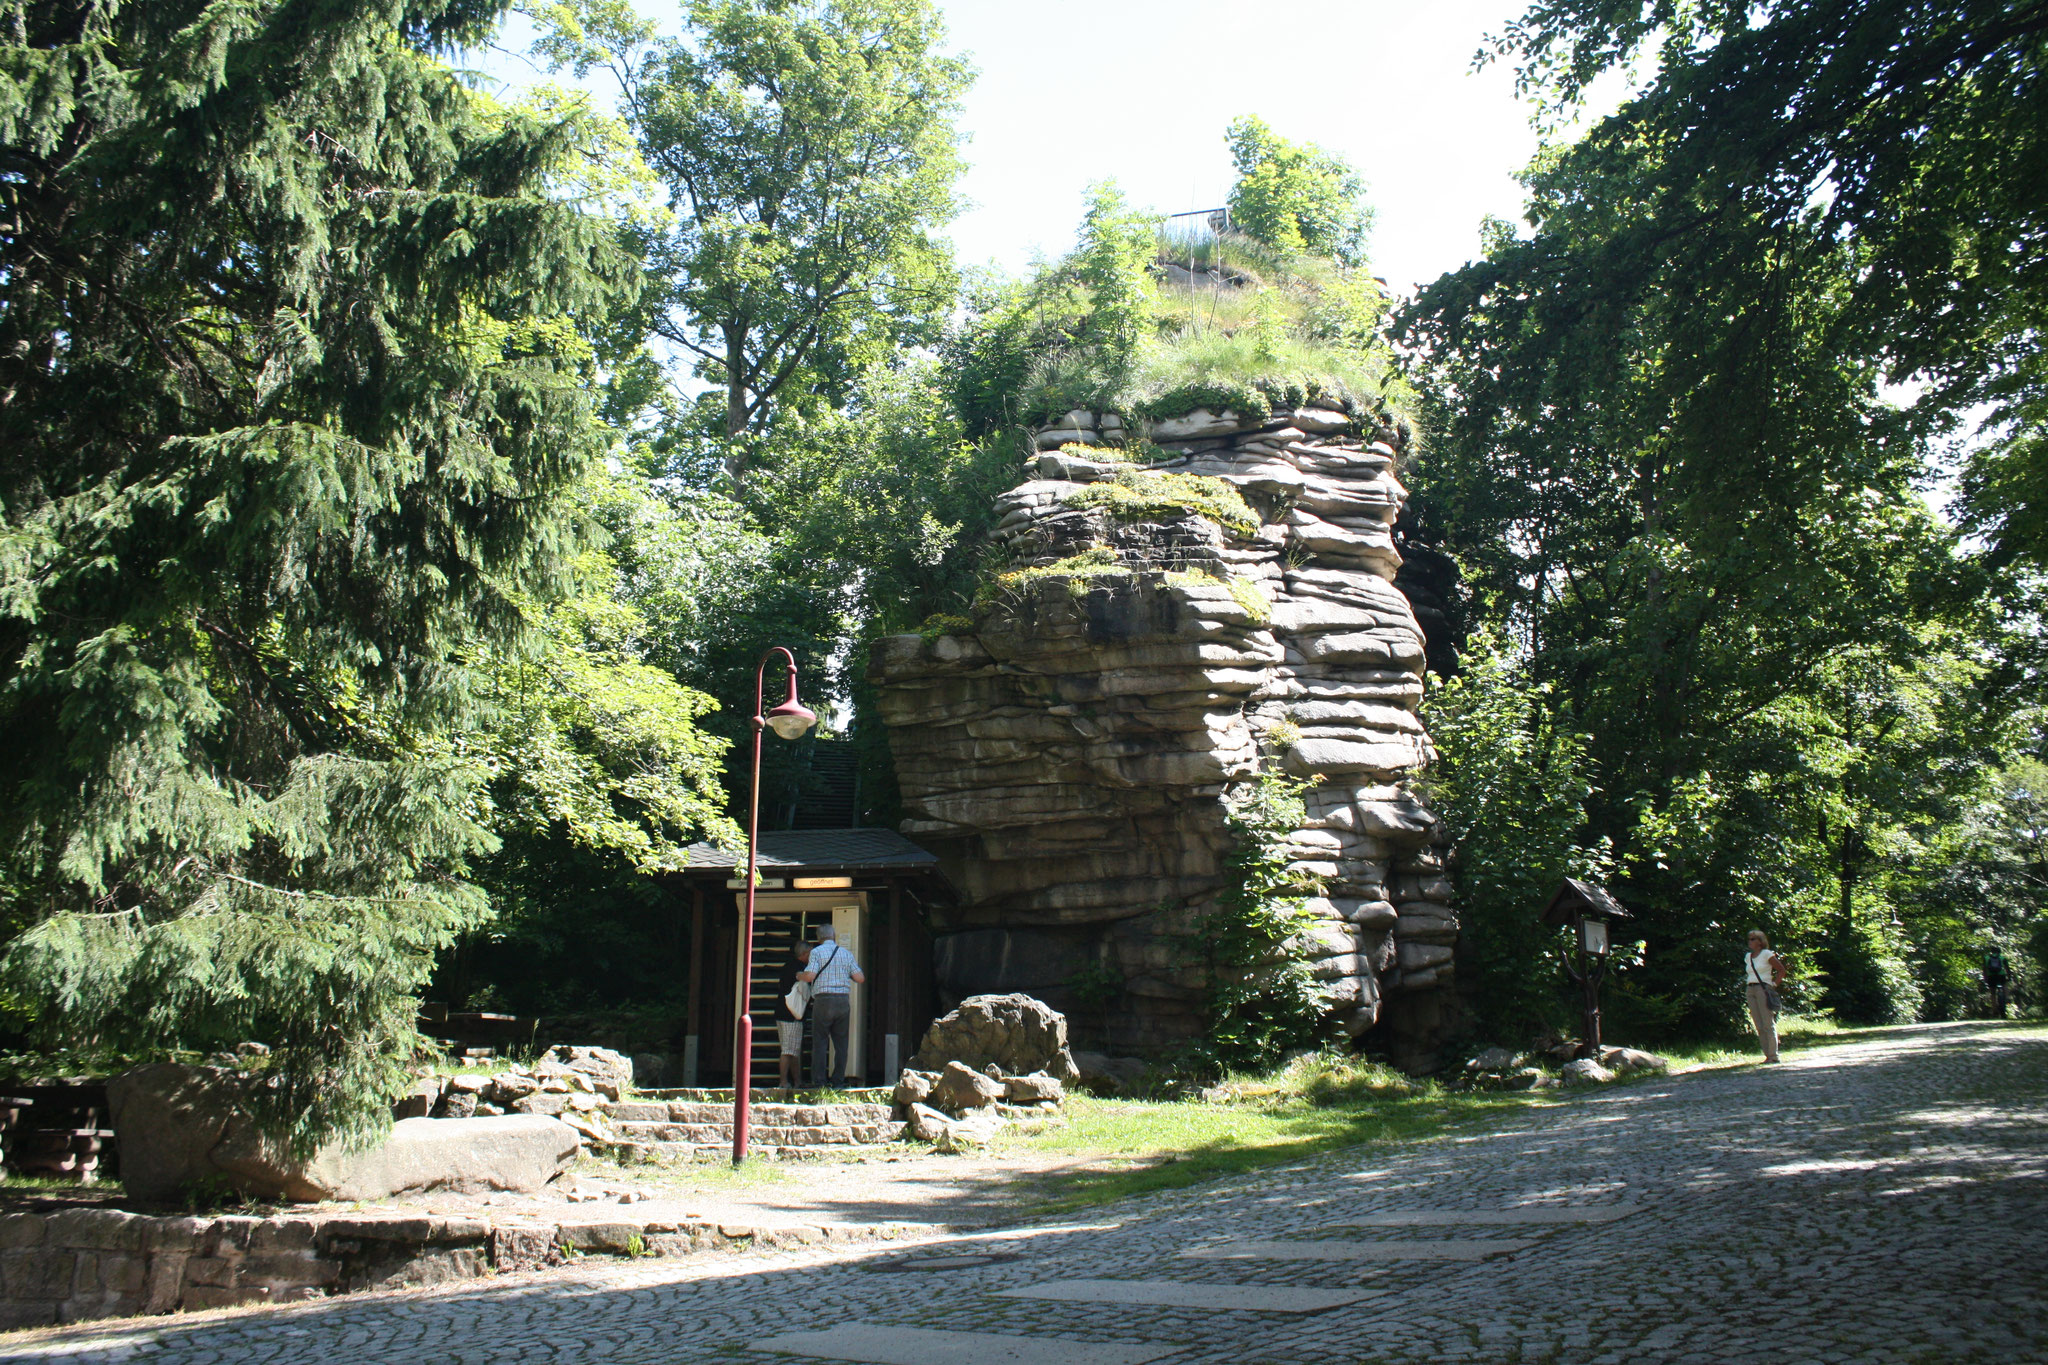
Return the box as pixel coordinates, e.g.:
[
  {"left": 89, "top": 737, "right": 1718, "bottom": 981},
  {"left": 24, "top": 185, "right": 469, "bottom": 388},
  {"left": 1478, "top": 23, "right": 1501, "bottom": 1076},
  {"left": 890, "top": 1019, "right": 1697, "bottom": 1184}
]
[{"left": 684, "top": 884, "right": 706, "bottom": 1086}]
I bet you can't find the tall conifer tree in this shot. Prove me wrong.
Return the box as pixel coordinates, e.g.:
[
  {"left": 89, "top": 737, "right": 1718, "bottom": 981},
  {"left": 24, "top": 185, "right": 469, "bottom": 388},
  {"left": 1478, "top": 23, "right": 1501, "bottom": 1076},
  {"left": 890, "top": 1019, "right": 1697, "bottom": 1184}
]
[{"left": 0, "top": 0, "right": 629, "bottom": 1144}]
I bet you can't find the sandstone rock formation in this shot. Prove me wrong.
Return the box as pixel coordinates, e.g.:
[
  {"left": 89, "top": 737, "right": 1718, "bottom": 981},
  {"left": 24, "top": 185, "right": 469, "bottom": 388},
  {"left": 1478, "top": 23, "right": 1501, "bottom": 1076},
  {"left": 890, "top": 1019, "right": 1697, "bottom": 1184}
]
[{"left": 871, "top": 405, "right": 1458, "bottom": 1068}]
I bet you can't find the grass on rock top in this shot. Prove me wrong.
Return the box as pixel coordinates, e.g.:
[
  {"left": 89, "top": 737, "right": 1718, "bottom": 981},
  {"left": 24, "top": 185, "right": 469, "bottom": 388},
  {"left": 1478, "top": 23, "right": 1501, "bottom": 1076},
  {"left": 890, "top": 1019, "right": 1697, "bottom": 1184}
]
[{"left": 1064, "top": 468, "right": 1261, "bottom": 538}]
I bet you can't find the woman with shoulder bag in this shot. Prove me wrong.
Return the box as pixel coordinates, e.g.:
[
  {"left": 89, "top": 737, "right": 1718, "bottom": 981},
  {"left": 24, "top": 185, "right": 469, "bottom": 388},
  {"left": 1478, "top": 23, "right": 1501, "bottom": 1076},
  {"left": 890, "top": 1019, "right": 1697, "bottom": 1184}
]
[{"left": 1744, "top": 930, "right": 1788, "bottom": 1064}]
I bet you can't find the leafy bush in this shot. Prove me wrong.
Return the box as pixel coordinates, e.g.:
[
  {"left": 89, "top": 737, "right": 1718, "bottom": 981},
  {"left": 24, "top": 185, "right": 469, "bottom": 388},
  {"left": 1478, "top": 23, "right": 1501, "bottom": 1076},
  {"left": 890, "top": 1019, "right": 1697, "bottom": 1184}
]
[
  {"left": 1420, "top": 636, "right": 1608, "bottom": 1040},
  {"left": 1190, "top": 768, "right": 1330, "bottom": 1072}
]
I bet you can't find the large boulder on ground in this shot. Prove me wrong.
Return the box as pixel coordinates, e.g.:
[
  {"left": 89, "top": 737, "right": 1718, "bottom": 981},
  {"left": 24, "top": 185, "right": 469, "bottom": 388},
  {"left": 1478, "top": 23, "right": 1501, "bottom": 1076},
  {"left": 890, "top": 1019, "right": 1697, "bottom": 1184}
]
[
  {"left": 909, "top": 994, "right": 1081, "bottom": 1082},
  {"left": 928, "top": 1060, "right": 1004, "bottom": 1114},
  {"left": 107, "top": 1064, "right": 245, "bottom": 1203},
  {"left": 934, "top": 1109, "right": 1006, "bottom": 1153},
  {"left": 110, "top": 1064, "right": 580, "bottom": 1203},
  {"left": 1600, "top": 1046, "right": 1671, "bottom": 1075},
  {"left": 905, "top": 1102, "right": 952, "bottom": 1143}
]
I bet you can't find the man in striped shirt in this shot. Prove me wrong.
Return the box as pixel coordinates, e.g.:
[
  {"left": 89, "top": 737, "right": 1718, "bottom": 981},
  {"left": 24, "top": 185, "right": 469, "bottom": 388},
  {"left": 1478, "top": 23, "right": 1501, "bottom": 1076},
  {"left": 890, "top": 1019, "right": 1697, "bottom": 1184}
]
[{"left": 797, "top": 926, "right": 865, "bottom": 1087}]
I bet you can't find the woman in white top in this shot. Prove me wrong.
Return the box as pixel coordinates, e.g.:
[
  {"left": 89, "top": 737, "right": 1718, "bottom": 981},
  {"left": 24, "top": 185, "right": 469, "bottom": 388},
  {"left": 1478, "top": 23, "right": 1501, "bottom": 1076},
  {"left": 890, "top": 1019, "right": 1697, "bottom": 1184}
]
[{"left": 1744, "top": 930, "right": 1788, "bottom": 1063}]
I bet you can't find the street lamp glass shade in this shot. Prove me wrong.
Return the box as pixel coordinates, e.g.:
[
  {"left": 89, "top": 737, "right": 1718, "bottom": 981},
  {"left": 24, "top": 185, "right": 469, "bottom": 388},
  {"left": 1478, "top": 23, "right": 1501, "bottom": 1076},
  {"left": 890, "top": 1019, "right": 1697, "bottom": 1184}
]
[{"left": 765, "top": 700, "right": 817, "bottom": 740}]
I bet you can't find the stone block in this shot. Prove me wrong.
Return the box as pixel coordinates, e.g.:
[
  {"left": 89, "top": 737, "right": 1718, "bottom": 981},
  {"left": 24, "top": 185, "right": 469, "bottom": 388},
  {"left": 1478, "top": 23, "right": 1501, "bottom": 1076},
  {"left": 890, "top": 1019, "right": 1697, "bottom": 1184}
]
[
  {"left": 0, "top": 1213, "right": 46, "bottom": 1250},
  {"left": 488, "top": 1224, "right": 557, "bottom": 1273},
  {"left": 46, "top": 1209, "right": 153, "bottom": 1253},
  {"left": 1, "top": 1249, "right": 76, "bottom": 1299},
  {"left": 608, "top": 1101, "right": 669, "bottom": 1122},
  {"left": 144, "top": 1217, "right": 210, "bottom": 1253},
  {"left": 180, "top": 1256, "right": 240, "bottom": 1289},
  {"left": 237, "top": 1253, "right": 340, "bottom": 1285},
  {"left": 342, "top": 1247, "right": 483, "bottom": 1293},
  {"left": 0, "top": 1302, "right": 58, "bottom": 1330},
  {"left": 556, "top": 1222, "right": 644, "bottom": 1254}
]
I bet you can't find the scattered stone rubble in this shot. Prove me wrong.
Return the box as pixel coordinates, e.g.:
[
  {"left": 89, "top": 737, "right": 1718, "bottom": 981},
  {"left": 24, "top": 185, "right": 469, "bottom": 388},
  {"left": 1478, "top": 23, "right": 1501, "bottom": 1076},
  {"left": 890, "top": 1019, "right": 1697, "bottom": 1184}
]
[
  {"left": 412, "top": 1045, "right": 635, "bottom": 1147},
  {"left": 1459, "top": 1044, "right": 1672, "bottom": 1091},
  {"left": 872, "top": 405, "right": 1458, "bottom": 1069}
]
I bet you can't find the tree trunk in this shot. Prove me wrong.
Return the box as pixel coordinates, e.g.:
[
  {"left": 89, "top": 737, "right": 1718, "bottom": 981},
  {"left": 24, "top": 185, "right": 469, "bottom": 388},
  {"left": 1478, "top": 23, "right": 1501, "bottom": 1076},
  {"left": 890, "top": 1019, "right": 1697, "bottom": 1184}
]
[{"left": 724, "top": 328, "right": 750, "bottom": 483}]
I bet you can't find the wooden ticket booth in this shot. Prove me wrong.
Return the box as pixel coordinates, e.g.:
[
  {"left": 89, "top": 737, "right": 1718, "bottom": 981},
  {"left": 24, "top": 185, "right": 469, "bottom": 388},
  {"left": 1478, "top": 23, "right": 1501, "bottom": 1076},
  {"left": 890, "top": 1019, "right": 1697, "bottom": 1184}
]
[{"left": 668, "top": 829, "right": 945, "bottom": 1090}]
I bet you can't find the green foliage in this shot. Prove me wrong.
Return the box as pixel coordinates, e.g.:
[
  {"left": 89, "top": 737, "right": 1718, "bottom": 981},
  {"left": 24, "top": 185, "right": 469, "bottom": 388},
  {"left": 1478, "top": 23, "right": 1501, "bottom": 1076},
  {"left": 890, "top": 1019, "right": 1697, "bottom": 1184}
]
[
  {"left": 951, "top": 145, "right": 1405, "bottom": 439},
  {"left": 1224, "top": 116, "right": 1371, "bottom": 267},
  {"left": 1402, "top": 110, "right": 2024, "bottom": 1038},
  {"left": 1072, "top": 182, "right": 1160, "bottom": 381},
  {"left": 474, "top": 480, "right": 742, "bottom": 875},
  {"left": 1488, "top": 0, "right": 2048, "bottom": 572},
  {"left": 1226, "top": 576, "right": 1272, "bottom": 625},
  {"left": 1420, "top": 639, "right": 1603, "bottom": 1039},
  {"left": 1193, "top": 768, "right": 1329, "bottom": 1071},
  {"left": 1064, "top": 470, "right": 1261, "bottom": 539},
  {"left": 981, "top": 547, "right": 1129, "bottom": 606},
  {"left": 0, "top": 0, "right": 631, "bottom": 1149},
  {"left": 534, "top": 0, "right": 970, "bottom": 465}
]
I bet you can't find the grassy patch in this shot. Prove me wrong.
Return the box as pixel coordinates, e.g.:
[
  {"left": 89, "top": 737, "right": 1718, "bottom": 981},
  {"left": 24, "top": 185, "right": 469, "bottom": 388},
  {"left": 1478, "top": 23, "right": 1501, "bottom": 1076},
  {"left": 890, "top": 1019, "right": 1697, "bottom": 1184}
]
[
  {"left": 994, "top": 1054, "right": 1555, "bottom": 1216},
  {"left": 1064, "top": 469, "right": 1261, "bottom": 538},
  {"left": 981, "top": 547, "right": 1132, "bottom": 607}
]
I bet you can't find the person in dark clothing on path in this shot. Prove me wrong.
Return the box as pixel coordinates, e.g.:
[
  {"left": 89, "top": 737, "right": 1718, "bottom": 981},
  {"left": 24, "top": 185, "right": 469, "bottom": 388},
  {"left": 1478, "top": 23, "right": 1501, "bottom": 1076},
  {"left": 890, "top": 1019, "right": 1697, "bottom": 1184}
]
[
  {"left": 1985, "top": 947, "right": 2011, "bottom": 1017},
  {"left": 775, "top": 940, "right": 811, "bottom": 1090}
]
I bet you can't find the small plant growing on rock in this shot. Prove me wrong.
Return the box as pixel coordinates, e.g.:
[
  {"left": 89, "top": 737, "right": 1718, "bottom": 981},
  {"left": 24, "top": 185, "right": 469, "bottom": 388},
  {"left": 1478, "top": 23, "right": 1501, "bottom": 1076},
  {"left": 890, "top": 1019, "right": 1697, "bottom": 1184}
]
[{"left": 1226, "top": 575, "right": 1272, "bottom": 624}]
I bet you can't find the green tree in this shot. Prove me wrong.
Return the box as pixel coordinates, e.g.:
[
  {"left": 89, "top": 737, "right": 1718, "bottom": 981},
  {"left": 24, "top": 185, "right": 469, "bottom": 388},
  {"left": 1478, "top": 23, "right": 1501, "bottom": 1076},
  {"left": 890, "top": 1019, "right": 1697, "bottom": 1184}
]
[
  {"left": 1402, "top": 129, "right": 2013, "bottom": 1037},
  {"left": 1224, "top": 115, "right": 1370, "bottom": 267},
  {"left": 1486, "top": 0, "right": 2048, "bottom": 570},
  {"left": 535, "top": 0, "right": 970, "bottom": 471},
  {"left": 1071, "top": 181, "right": 1159, "bottom": 380},
  {"left": 0, "top": 0, "right": 630, "bottom": 1147}
]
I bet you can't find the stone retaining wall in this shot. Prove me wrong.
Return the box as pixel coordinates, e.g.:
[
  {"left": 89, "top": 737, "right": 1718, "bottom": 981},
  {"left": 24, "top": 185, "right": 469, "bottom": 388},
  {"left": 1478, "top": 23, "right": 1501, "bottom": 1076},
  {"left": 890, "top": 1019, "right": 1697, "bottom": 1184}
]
[{"left": 0, "top": 1207, "right": 920, "bottom": 1330}]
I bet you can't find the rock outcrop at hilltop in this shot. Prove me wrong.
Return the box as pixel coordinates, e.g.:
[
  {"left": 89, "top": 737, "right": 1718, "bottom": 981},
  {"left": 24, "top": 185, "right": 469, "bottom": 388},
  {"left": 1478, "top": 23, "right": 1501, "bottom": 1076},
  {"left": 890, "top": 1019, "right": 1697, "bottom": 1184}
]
[{"left": 869, "top": 404, "right": 1457, "bottom": 1069}]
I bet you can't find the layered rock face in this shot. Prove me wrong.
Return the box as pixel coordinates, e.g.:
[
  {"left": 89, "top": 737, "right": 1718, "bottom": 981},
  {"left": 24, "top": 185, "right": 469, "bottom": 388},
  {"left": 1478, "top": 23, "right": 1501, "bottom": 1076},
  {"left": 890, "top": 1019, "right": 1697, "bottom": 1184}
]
[{"left": 870, "top": 405, "right": 1456, "bottom": 1068}]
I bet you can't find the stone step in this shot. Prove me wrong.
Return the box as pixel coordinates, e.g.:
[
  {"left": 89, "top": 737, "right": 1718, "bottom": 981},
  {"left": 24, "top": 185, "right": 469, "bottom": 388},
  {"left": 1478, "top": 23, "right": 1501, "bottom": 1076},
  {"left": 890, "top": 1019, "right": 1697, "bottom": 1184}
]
[
  {"left": 603, "top": 1101, "right": 895, "bottom": 1126},
  {"left": 613, "top": 1120, "right": 905, "bottom": 1146},
  {"left": 603, "top": 1138, "right": 904, "bottom": 1162}
]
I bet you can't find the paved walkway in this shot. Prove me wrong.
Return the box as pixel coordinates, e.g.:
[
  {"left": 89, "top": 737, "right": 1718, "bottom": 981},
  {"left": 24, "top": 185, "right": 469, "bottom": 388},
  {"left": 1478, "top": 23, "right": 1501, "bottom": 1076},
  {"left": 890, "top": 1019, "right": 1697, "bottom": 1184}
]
[{"left": 6, "top": 1022, "right": 2043, "bottom": 1364}]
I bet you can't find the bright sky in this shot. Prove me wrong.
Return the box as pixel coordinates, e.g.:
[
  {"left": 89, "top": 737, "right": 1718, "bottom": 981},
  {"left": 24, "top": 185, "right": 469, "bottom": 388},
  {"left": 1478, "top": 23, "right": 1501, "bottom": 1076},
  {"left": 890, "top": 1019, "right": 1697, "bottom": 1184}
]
[
  {"left": 935, "top": 0, "right": 1562, "bottom": 295},
  {"left": 481, "top": 0, "right": 1627, "bottom": 299}
]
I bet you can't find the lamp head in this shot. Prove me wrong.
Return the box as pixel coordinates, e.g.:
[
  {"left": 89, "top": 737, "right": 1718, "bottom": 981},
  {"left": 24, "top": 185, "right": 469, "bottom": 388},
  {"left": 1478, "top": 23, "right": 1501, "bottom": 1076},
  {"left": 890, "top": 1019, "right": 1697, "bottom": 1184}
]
[
  {"left": 766, "top": 702, "right": 816, "bottom": 740},
  {"left": 762, "top": 664, "right": 816, "bottom": 740}
]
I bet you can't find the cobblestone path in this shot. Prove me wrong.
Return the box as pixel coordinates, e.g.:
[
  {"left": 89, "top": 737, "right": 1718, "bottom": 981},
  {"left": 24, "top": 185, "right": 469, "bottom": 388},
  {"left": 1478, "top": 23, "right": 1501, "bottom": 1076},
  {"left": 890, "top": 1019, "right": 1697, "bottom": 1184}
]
[{"left": 6, "top": 1022, "right": 2043, "bottom": 1365}]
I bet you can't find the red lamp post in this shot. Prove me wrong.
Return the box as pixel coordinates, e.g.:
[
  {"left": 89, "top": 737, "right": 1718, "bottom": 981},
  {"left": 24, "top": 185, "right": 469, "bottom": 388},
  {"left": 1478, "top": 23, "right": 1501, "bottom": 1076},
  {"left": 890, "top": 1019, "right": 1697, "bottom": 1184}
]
[{"left": 733, "top": 647, "right": 816, "bottom": 1164}]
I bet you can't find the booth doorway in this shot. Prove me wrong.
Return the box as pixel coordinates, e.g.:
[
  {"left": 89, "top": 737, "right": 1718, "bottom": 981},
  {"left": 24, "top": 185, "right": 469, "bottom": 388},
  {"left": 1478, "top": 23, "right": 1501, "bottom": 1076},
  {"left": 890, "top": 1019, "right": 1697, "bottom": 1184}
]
[{"left": 749, "top": 891, "right": 868, "bottom": 1088}]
